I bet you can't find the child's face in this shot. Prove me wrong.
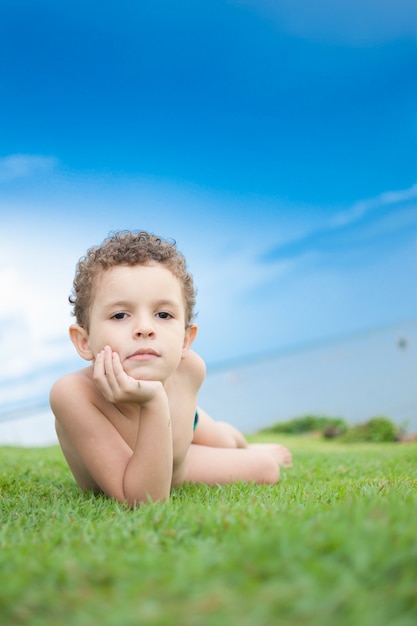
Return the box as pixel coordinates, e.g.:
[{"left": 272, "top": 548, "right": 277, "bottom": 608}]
[{"left": 84, "top": 263, "right": 195, "bottom": 381}]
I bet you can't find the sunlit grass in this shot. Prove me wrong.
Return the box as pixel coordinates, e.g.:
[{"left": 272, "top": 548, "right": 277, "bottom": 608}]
[{"left": 0, "top": 437, "right": 416, "bottom": 626}]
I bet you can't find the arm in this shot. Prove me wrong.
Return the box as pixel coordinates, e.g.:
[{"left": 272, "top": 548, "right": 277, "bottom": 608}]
[
  {"left": 51, "top": 348, "right": 173, "bottom": 507},
  {"left": 120, "top": 382, "right": 173, "bottom": 506}
]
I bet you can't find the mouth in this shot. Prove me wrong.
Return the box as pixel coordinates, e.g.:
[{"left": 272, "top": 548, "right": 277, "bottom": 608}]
[{"left": 127, "top": 348, "right": 160, "bottom": 361}]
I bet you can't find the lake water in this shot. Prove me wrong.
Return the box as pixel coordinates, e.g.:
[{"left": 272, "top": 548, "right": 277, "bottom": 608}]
[{"left": 0, "top": 319, "right": 415, "bottom": 446}]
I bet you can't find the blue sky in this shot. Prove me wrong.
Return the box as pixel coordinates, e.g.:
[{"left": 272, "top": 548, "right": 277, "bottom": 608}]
[{"left": 0, "top": 0, "right": 416, "bottom": 414}]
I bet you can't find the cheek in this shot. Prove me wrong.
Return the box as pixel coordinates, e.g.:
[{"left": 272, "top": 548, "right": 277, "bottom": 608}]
[{"left": 86, "top": 332, "right": 108, "bottom": 357}]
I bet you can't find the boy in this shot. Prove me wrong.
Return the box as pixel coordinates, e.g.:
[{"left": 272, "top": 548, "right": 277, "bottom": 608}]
[{"left": 50, "top": 231, "right": 292, "bottom": 507}]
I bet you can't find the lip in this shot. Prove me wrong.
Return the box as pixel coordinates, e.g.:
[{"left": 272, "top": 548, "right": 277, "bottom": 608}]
[{"left": 127, "top": 348, "right": 160, "bottom": 361}]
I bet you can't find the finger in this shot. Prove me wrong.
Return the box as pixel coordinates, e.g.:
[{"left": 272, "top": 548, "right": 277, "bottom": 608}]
[
  {"left": 111, "top": 352, "right": 142, "bottom": 397},
  {"left": 102, "top": 345, "right": 120, "bottom": 392},
  {"left": 111, "top": 350, "right": 127, "bottom": 382},
  {"left": 110, "top": 350, "right": 134, "bottom": 391},
  {"left": 93, "top": 349, "right": 113, "bottom": 397}
]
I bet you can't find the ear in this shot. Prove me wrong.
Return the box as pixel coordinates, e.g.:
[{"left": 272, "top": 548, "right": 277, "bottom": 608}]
[
  {"left": 182, "top": 324, "right": 198, "bottom": 357},
  {"left": 69, "top": 324, "right": 94, "bottom": 361}
]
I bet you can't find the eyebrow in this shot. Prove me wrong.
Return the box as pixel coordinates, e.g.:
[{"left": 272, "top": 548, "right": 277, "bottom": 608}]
[
  {"left": 102, "top": 298, "right": 182, "bottom": 311},
  {"left": 101, "top": 300, "right": 132, "bottom": 311}
]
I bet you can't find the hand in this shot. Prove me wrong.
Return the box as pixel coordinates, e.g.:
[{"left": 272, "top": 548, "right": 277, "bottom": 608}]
[{"left": 93, "top": 346, "right": 164, "bottom": 405}]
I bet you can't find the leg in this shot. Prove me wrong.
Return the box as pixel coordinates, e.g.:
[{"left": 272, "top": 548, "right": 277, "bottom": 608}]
[
  {"left": 183, "top": 444, "right": 280, "bottom": 485},
  {"left": 192, "top": 407, "right": 248, "bottom": 448}
]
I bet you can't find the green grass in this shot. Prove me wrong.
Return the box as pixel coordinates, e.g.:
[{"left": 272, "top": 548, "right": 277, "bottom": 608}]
[{"left": 1, "top": 436, "right": 416, "bottom": 626}]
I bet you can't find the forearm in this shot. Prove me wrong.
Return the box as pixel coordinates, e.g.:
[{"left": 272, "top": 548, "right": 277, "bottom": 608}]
[
  {"left": 123, "top": 393, "right": 173, "bottom": 506},
  {"left": 92, "top": 349, "right": 174, "bottom": 506}
]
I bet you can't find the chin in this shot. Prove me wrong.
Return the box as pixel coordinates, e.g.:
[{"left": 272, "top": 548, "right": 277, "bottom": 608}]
[{"left": 126, "top": 366, "right": 165, "bottom": 381}]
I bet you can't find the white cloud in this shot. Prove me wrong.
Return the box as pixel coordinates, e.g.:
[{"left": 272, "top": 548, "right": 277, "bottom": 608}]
[
  {"left": 330, "top": 184, "right": 417, "bottom": 229},
  {"left": 0, "top": 268, "right": 25, "bottom": 313},
  {"left": 378, "top": 185, "right": 417, "bottom": 206},
  {"left": 195, "top": 247, "right": 291, "bottom": 314},
  {"left": 0, "top": 154, "right": 57, "bottom": 182},
  {"left": 238, "top": 0, "right": 416, "bottom": 45},
  {"left": 0, "top": 257, "right": 75, "bottom": 384}
]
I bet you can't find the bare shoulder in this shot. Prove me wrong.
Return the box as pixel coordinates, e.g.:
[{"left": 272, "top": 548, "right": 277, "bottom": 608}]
[
  {"left": 50, "top": 366, "right": 93, "bottom": 397},
  {"left": 50, "top": 367, "right": 96, "bottom": 421}
]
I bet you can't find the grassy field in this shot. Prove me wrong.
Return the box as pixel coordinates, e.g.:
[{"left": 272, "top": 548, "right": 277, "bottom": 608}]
[{"left": 0, "top": 436, "right": 416, "bottom": 626}]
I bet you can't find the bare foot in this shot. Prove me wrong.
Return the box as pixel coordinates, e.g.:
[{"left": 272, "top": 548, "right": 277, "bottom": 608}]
[{"left": 249, "top": 443, "right": 293, "bottom": 467}]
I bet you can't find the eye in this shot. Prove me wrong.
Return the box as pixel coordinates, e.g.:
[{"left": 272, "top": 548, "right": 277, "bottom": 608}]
[
  {"left": 111, "top": 312, "right": 128, "bottom": 320},
  {"left": 156, "top": 311, "right": 172, "bottom": 319}
]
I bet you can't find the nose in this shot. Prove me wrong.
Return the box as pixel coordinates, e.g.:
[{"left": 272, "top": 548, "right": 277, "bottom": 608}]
[{"left": 133, "top": 314, "right": 156, "bottom": 338}]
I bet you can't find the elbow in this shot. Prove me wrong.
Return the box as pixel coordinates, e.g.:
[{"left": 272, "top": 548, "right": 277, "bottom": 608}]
[{"left": 122, "top": 487, "right": 171, "bottom": 509}]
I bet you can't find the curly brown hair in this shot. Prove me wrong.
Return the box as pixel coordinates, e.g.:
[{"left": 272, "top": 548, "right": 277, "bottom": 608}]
[{"left": 69, "top": 230, "right": 197, "bottom": 330}]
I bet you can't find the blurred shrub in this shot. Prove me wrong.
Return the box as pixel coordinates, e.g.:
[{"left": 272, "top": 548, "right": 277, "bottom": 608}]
[
  {"left": 261, "top": 415, "right": 400, "bottom": 443},
  {"left": 263, "top": 415, "right": 348, "bottom": 436},
  {"left": 340, "top": 416, "right": 398, "bottom": 443}
]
